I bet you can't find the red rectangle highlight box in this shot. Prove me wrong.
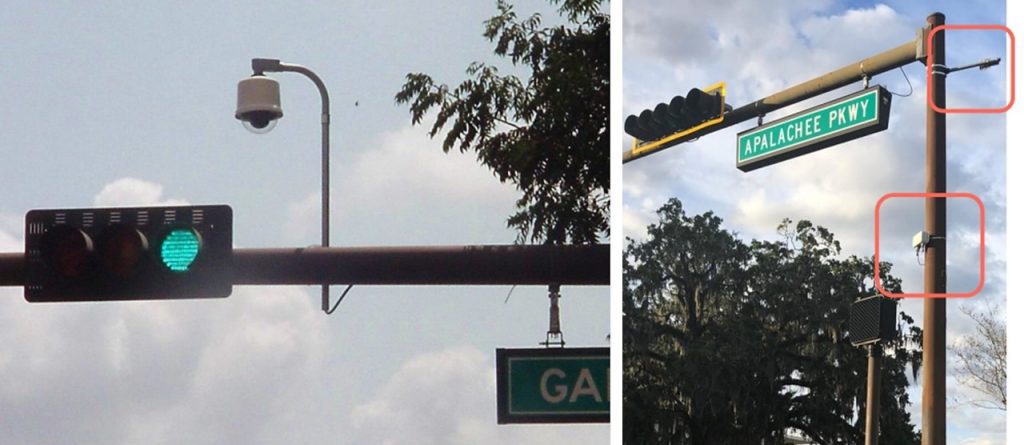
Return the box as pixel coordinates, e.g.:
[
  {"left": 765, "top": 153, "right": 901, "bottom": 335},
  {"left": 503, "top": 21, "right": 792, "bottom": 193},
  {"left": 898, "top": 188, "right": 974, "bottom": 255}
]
[
  {"left": 927, "top": 24, "right": 1015, "bottom": 114},
  {"left": 873, "top": 192, "right": 984, "bottom": 298}
]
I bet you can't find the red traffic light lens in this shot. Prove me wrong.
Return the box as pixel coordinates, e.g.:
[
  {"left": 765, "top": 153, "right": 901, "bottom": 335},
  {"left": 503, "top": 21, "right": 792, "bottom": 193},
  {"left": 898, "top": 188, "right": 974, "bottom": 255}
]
[
  {"left": 40, "top": 225, "right": 94, "bottom": 278},
  {"left": 98, "top": 224, "right": 149, "bottom": 278}
]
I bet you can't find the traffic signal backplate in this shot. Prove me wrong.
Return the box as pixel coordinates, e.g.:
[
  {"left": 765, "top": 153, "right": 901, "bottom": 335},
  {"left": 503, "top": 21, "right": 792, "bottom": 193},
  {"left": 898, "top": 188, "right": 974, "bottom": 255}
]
[{"left": 24, "top": 205, "right": 233, "bottom": 302}]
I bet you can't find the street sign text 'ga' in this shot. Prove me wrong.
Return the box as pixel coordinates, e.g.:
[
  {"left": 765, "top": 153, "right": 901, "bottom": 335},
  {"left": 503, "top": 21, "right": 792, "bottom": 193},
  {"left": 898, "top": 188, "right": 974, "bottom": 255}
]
[{"left": 496, "top": 347, "right": 609, "bottom": 424}]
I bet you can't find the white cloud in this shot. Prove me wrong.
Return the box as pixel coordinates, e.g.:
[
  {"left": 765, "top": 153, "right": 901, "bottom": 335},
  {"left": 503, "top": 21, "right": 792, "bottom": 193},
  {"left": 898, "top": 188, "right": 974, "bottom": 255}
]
[
  {"left": 283, "top": 192, "right": 324, "bottom": 246},
  {"left": 958, "top": 439, "right": 1004, "bottom": 445},
  {"left": 286, "top": 124, "right": 521, "bottom": 246},
  {"left": 0, "top": 226, "right": 19, "bottom": 252},
  {"left": 350, "top": 346, "right": 494, "bottom": 444},
  {"left": 93, "top": 177, "right": 189, "bottom": 207},
  {"left": 948, "top": 378, "right": 1007, "bottom": 443},
  {"left": 349, "top": 346, "right": 607, "bottom": 445},
  {"left": 623, "top": 204, "right": 655, "bottom": 241},
  {"left": 0, "top": 283, "right": 332, "bottom": 445}
]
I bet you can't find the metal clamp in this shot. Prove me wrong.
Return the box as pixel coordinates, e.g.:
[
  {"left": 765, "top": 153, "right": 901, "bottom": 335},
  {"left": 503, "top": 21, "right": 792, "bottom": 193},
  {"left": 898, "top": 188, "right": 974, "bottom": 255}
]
[{"left": 541, "top": 284, "right": 565, "bottom": 348}]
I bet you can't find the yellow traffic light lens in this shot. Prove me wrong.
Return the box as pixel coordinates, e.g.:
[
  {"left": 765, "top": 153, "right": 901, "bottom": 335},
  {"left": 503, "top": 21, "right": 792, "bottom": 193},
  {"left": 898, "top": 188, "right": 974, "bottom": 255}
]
[
  {"left": 160, "top": 228, "right": 202, "bottom": 272},
  {"left": 98, "top": 224, "right": 148, "bottom": 278}
]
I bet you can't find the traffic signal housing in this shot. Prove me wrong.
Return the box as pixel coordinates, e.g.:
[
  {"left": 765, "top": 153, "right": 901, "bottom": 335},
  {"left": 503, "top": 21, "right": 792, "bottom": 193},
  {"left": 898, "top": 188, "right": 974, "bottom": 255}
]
[
  {"left": 849, "top": 295, "right": 897, "bottom": 347},
  {"left": 624, "top": 82, "right": 728, "bottom": 145},
  {"left": 25, "top": 205, "right": 233, "bottom": 302}
]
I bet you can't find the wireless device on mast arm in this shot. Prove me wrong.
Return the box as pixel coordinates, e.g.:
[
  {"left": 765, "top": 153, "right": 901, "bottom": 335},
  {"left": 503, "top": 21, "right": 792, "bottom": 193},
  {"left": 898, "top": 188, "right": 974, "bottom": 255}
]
[{"left": 624, "top": 82, "right": 730, "bottom": 159}]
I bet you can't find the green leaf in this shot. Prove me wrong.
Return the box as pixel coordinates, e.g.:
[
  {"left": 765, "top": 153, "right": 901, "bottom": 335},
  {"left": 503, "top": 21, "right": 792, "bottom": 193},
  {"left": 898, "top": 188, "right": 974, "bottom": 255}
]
[{"left": 396, "top": 0, "right": 609, "bottom": 245}]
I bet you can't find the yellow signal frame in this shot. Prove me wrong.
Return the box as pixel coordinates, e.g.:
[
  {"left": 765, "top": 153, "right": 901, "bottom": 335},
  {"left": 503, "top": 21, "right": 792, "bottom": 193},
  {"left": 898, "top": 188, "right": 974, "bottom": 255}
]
[{"left": 630, "top": 82, "right": 727, "bottom": 158}]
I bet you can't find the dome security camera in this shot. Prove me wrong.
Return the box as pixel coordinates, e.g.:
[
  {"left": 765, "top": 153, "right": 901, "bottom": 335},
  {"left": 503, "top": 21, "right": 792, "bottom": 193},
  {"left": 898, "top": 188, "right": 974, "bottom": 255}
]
[{"left": 236, "top": 75, "right": 283, "bottom": 134}]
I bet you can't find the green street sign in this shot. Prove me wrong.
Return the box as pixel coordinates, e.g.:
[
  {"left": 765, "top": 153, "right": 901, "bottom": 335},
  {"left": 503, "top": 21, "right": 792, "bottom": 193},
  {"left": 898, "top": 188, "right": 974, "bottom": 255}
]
[
  {"left": 496, "top": 347, "right": 609, "bottom": 424},
  {"left": 737, "top": 86, "right": 892, "bottom": 172}
]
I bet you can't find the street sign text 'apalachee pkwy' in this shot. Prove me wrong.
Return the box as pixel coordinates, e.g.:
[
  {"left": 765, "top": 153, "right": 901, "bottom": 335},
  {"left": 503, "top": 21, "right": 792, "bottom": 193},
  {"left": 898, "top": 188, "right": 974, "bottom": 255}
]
[{"left": 737, "top": 86, "right": 892, "bottom": 171}]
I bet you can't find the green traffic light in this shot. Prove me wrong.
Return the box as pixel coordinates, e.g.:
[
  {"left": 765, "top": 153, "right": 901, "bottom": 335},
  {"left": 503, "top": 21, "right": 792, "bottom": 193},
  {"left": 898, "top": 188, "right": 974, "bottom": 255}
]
[{"left": 160, "top": 228, "right": 201, "bottom": 272}]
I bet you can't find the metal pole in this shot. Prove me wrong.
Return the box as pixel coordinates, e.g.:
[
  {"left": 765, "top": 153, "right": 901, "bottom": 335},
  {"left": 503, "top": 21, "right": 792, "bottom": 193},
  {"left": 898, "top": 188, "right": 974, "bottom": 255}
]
[
  {"left": 323, "top": 107, "right": 329, "bottom": 310},
  {"left": 922, "top": 12, "right": 946, "bottom": 445},
  {"left": 231, "top": 245, "right": 608, "bottom": 285},
  {"left": 0, "top": 252, "right": 19, "bottom": 286},
  {"left": 864, "top": 343, "right": 881, "bottom": 445},
  {"left": 0, "top": 244, "right": 609, "bottom": 287},
  {"left": 624, "top": 37, "right": 922, "bottom": 162},
  {"left": 264, "top": 61, "right": 333, "bottom": 312}
]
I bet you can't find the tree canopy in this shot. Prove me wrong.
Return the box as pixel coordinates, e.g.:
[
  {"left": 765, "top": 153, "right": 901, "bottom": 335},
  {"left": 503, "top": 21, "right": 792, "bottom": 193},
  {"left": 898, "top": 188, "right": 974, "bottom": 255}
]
[
  {"left": 624, "top": 198, "right": 922, "bottom": 444},
  {"left": 396, "top": 0, "right": 609, "bottom": 245}
]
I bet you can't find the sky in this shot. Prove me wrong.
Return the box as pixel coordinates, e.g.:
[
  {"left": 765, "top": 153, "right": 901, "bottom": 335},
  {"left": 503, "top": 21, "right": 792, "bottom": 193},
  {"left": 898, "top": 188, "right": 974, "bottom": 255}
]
[
  {"left": 623, "top": 0, "right": 1008, "bottom": 443},
  {"left": 0, "top": 1, "right": 609, "bottom": 444}
]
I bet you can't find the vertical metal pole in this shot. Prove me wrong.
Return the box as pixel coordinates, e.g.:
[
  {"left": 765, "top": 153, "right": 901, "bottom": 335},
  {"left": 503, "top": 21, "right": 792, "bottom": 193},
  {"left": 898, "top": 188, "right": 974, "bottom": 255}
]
[
  {"left": 864, "top": 344, "right": 881, "bottom": 445},
  {"left": 321, "top": 108, "right": 330, "bottom": 312},
  {"left": 266, "top": 61, "right": 333, "bottom": 312},
  {"left": 922, "top": 12, "right": 946, "bottom": 445}
]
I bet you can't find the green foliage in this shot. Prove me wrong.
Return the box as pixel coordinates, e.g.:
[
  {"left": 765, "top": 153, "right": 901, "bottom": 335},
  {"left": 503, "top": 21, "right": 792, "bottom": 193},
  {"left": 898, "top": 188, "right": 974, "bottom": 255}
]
[
  {"left": 624, "top": 198, "right": 922, "bottom": 444},
  {"left": 396, "top": 0, "right": 609, "bottom": 245}
]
